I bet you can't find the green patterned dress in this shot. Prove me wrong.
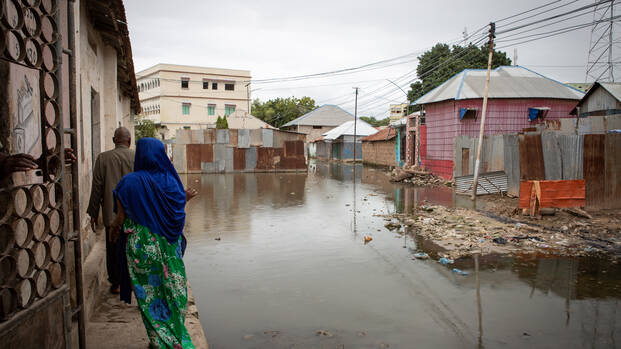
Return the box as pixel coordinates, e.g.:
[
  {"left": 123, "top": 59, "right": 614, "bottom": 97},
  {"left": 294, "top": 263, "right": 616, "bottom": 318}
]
[{"left": 124, "top": 218, "right": 195, "bottom": 349}]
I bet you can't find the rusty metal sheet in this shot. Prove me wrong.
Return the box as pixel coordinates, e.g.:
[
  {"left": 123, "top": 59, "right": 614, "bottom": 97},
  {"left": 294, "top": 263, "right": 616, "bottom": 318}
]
[
  {"left": 204, "top": 129, "right": 215, "bottom": 144},
  {"left": 186, "top": 144, "right": 202, "bottom": 171},
  {"left": 518, "top": 133, "right": 545, "bottom": 180},
  {"left": 229, "top": 129, "right": 238, "bottom": 147},
  {"left": 284, "top": 140, "right": 304, "bottom": 157},
  {"left": 273, "top": 148, "right": 283, "bottom": 169},
  {"left": 583, "top": 134, "right": 605, "bottom": 208},
  {"left": 234, "top": 148, "right": 246, "bottom": 170},
  {"left": 605, "top": 134, "right": 621, "bottom": 208},
  {"left": 201, "top": 144, "right": 214, "bottom": 163},
  {"left": 256, "top": 148, "right": 274, "bottom": 170},
  {"left": 519, "top": 180, "right": 586, "bottom": 209}
]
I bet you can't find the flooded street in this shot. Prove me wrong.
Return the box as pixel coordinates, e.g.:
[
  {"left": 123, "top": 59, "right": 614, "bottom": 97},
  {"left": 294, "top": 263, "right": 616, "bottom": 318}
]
[{"left": 182, "top": 162, "right": 621, "bottom": 349}]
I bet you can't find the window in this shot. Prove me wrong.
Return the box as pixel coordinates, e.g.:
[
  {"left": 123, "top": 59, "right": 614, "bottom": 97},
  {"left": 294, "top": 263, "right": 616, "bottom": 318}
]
[
  {"left": 181, "top": 77, "right": 189, "bottom": 89},
  {"left": 528, "top": 107, "right": 550, "bottom": 122},
  {"left": 225, "top": 105, "right": 235, "bottom": 116},
  {"left": 183, "top": 126, "right": 191, "bottom": 129},
  {"left": 203, "top": 80, "right": 209, "bottom": 89},
  {"left": 207, "top": 104, "right": 216, "bottom": 116},
  {"left": 313, "top": 126, "right": 322, "bottom": 129},
  {"left": 459, "top": 108, "right": 477, "bottom": 120},
  {"left": 182, "top": 103, "right": 191, "bottom": 115},
  {"left": 225, "top": 83, "right": 234, "bottom": 91},
  {"left": 212, "top": 82, "right": 218, "bottom": 90}
]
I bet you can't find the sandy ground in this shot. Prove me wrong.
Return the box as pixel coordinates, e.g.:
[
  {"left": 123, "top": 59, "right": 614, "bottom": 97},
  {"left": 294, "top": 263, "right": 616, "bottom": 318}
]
[{"left": 87, "top": 286, "right": 208, "bottom": 348}]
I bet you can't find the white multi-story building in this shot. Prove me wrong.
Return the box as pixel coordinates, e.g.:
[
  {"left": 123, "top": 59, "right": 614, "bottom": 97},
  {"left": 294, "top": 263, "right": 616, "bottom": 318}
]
[
  {"left": 136, "top": 64, "right": 252, "bottom": 138},
  {"left": 389, "top": 103, "right": 409, "bottom": 121}
]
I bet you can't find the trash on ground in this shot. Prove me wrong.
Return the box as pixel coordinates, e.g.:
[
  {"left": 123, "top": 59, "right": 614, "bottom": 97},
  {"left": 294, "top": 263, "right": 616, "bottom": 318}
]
[
  {"left": 492, "top": 237, "right": 507, "bottom": 245},
  {"left": 315, "top": 330, "right": 333, "bottom": 337},
  {"left": 452, "top": 268, "right": 469, "bottom": 276},
  {"left": 364, "top": 236, "right": 373, "bottom": 244},
  {"left": 413, "top": 252, "right": 429, "bottom": 260},
  {"left": 439, "top": 257, "right": 454, "bottom": 265}
]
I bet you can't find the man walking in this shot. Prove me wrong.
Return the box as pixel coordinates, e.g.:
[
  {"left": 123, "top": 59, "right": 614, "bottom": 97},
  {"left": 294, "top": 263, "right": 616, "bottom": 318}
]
[{"left": 87, "top": 127, "right": 134, "bottom": 294}]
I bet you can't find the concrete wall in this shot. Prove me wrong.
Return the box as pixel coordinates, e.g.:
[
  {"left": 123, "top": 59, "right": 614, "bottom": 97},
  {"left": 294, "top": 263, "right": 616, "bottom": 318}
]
[
  {"left": 76, "top": 4, "right": 135, "bottom": 259},
  {"left": 559, "top": 114, "right": 621, "bottom": 134},
  {"left": 137, "top": 64, "right": 251, "bottom": 136},
  {"left": 362, "top": 140, "right": 397, "bottom": 167},
  {"left": 294, "top": 125, "right": 337, "bottom": 142}
]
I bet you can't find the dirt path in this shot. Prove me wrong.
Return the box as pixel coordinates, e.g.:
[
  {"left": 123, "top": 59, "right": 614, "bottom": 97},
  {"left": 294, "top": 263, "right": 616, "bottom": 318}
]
[{"left": 87, "top": 286, "right": 208, "bottom": 348}]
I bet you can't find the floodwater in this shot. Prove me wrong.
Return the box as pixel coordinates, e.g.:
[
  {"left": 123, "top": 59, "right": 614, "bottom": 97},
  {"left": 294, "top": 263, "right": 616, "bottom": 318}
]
[{"left": 182, "top": 162, "right": 621, "bottom": 349}]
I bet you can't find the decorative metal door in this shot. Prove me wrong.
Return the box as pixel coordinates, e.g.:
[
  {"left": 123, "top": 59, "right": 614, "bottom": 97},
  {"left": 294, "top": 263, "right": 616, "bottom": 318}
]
[{"left": 0, "top": 0, "right": 73, "bottom": 348}]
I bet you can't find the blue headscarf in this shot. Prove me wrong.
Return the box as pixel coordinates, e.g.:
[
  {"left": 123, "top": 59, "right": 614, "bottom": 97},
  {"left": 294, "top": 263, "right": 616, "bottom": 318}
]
[{"left": 114, "top": 137, "right": 186, "bottom": 243}]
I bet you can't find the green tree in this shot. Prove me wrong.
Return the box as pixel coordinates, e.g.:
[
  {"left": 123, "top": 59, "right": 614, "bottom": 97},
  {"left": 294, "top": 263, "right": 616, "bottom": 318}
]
[
  {"left": 407, "top": 43, "right": 512, "bottom": 106},
  {"left": 215, "top": 116, "right": 229, "bottom": 129},
  {"left": 251, "top": 96, "right": 318, "bottom": 128},
  {"left": 360, "top": 116, "right": 390, "bottom": 127},
  {"left": 134, "top": 118, "right": 157, "bottom": 140}
]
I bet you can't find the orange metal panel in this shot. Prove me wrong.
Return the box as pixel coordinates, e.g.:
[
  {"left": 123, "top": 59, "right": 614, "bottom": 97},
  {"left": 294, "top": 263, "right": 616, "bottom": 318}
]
[{"left": 519, "top": 180, "right": 586, "bottom": 209}]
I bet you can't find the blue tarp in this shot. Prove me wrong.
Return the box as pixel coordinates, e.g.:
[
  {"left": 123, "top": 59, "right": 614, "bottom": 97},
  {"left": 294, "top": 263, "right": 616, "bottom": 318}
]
[
  {"left": 459, "top": 108, "right": 468, "bottom": 120},
  {"left": 528, "top": 108, "right": 539, "bottom": 121}
]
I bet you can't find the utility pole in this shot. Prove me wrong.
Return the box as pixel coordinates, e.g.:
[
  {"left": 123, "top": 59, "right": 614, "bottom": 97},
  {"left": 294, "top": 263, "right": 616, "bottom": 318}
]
[
  {"left": 353, "top": 87, "right": 359, "bottom": 162},
  {"left": 471, "top": 22, "right": 495, "bottom": 200}
]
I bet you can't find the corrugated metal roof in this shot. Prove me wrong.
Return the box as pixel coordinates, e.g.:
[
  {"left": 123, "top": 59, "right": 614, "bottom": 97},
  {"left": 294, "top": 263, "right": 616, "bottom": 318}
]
[
  {"left": 598, "top": 82, "right": 621, "bottom": 101},
  {"left": 322, "top": 120, "right": 378, "bottom": 140},
  {"left": 282, "top": 104, "right": 354, "bottom": 127},
  {"left": 361, "top": 127, "right": 397, "bottom": 142},
  {"left": 414, "top": 66, "right": 584, "bottom": 105}
]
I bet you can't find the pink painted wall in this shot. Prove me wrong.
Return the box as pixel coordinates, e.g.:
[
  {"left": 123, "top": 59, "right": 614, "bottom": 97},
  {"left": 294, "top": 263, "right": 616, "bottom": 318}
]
[{"left": 422, "top": 98, "right": 579, "bottom": 179}]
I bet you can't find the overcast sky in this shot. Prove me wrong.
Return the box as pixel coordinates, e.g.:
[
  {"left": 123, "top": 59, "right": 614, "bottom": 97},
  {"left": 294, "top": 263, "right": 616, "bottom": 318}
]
[{"left": 125, "top": 0, "right": 601, "bottom": 118}]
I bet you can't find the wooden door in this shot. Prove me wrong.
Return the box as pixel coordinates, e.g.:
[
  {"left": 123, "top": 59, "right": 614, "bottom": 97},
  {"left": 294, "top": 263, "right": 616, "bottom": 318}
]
[{"left": 462, "top": 148, "right": 470, "bottom": 175}]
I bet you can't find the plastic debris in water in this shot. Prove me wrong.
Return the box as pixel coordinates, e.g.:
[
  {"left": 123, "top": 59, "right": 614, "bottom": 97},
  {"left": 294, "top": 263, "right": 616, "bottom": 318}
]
[
  {"left": 364, "top": 236, "right": 373, "bottom": 244},
  {"left": 452, "top": 268, "right": 469, "bottom": 276},
  {"left": 439, "top": 257, "right": 454, "bottom": 265}
]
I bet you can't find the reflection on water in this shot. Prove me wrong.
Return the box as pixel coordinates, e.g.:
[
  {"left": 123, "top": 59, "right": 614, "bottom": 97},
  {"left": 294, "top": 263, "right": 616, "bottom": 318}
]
[{"left": 182, "top": 162, "right": 621, "bottom": 349}]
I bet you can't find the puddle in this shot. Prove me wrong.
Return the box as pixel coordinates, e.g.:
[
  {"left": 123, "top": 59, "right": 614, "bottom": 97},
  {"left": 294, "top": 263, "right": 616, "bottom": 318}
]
[{"left": 182, "top": 161, "right": 621, "bottom": 349}]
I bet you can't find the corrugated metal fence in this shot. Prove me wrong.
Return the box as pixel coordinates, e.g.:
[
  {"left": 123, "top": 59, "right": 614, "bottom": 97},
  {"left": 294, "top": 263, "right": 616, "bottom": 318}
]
[{"left": 172, "top": 129, "right": 307, "bottom": 173}]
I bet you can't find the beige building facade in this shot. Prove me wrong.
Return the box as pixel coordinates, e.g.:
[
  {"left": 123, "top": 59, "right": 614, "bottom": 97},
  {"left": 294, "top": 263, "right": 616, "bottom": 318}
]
[
  {"left": 389, "top": 103, "right": 409, "bottom": 121},
  {"left": 136, "top": 64, "right": 252, "bottom": 139}
]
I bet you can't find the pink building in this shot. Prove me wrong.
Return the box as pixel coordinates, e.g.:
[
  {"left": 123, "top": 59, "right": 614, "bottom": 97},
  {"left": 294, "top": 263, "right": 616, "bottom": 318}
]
[{"left": 407, "top": 66, "right": 584, "bottom": 179}]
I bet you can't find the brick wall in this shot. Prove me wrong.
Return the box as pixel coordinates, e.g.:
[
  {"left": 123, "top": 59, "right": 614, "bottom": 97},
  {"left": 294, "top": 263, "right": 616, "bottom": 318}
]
[{"left": 362, "top": 140, "right": 396, "bottom": 167}]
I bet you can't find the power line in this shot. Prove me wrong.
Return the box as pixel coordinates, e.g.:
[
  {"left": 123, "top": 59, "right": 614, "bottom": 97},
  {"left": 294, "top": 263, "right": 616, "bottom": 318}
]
[
  {"left": 495, "top": 0, "right": 565, "bottom": 23},
  {"left": 496, "top": 0, "right": 614, "bottom": 35}
]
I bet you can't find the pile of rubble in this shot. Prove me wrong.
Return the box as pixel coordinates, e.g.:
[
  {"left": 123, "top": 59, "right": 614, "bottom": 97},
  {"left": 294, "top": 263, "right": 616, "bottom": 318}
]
[
  {"left": 389, "top": 166, "right": 452, "bottom": 187},
  {"left": 379, "top": 204, "right": 621, "bottom": 260}
]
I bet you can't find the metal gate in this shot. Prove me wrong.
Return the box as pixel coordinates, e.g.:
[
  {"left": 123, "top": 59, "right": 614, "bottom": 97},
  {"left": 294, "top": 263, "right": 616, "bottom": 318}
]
[{"left": 0, "top": 0, "right": 82, "bottom": 347}]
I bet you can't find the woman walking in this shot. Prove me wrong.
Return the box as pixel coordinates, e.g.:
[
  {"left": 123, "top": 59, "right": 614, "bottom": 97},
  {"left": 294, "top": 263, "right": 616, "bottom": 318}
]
[{"left": 111, "top": 137, "right": 197, "bottom": 348}]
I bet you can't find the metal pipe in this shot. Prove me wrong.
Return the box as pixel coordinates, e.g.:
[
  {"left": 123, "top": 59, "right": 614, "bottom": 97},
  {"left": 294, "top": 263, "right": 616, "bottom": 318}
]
[{"left": 65, "top": 1, "right": 87, "bottom": 347}]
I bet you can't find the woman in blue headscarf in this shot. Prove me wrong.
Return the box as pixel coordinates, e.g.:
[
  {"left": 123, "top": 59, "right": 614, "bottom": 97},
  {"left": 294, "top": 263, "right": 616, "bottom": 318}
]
[{"left": 111, "top": 138, "right": 197, "bottom": 349}]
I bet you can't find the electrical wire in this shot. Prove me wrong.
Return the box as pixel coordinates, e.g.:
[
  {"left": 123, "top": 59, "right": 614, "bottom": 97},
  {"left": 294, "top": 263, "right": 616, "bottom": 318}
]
[{"left": 496, "top": 0, "right": 614, "bottom": 35}]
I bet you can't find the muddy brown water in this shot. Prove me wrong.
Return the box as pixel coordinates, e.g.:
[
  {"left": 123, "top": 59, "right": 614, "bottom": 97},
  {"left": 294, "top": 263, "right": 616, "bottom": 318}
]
[{"left": 182, "top": 162, "right": 621, "bottom": 349}]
